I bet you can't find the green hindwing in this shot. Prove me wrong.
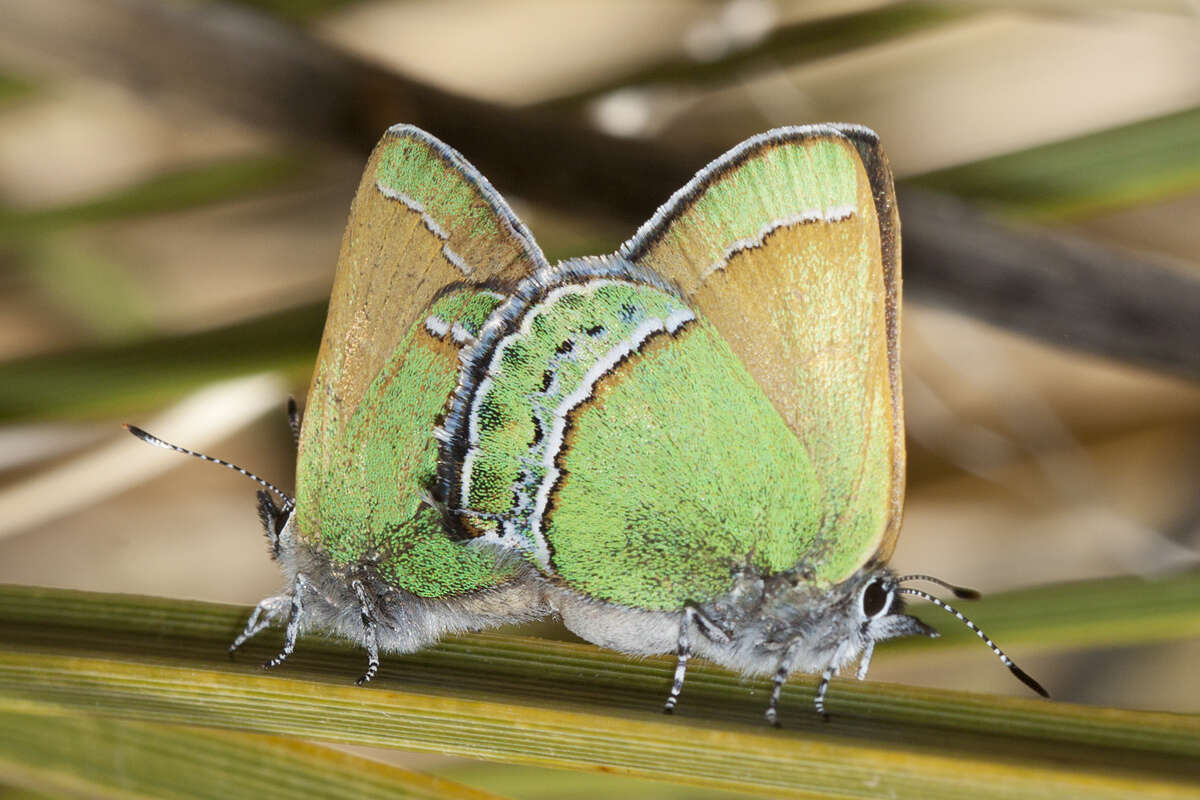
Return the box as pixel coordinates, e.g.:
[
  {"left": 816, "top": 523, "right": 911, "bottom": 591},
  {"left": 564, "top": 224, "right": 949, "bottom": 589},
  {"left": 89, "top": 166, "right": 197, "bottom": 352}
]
[
  {"left": 433, "top": 126, "right": 900, "bottom": 613},
  {"left": 293, "top": 123, "right": 548, "bottom": 601},
  {"left": 622, "top": 125, "right": 902, "bottom": 586},
  {"left": 439, "top": 261, "right": 826, "bottom": 610},
  {"left": 546, "top": 307, "right": 826, "bottom": 610},
  {"left": 296, "top": 287, "right": 517, "bottom": 596}
]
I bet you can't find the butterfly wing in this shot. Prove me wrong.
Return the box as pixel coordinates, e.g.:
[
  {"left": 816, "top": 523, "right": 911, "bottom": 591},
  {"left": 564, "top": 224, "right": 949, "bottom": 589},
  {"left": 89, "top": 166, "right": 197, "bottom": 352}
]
[
  {"left": 621, "top": 125, "right": 903, "bottom": 581},
  {"left": 314, "top": 125, "right": 548, "bottom": 420},
  {"left": 295, "top": 125, "right": 548, "bottom": 593}
]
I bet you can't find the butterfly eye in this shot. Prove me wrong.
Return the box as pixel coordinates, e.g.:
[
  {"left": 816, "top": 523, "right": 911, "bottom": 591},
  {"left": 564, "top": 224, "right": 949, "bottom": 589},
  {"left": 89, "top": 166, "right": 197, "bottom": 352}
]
[{"left": 861, "top": 578, "right": 891, "bottom": 618}]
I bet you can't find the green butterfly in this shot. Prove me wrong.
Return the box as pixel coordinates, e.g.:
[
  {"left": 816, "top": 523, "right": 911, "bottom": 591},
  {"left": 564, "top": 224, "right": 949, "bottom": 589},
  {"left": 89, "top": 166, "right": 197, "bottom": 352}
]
[{"left": 130, "top": 124, "right": 1046, "bottom": 723}]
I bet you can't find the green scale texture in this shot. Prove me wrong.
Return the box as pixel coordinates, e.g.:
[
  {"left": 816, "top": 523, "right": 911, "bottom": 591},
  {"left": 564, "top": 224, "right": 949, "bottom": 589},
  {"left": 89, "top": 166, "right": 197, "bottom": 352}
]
[
  {"left": 629, "top": 134, "right": 894, "bottom": 589},
  {"left": 655, "top": 138, "right": 857, "bottom": 269},
  {"left": 457, "top": 277, "right": 826, "bottom": 610},
  {"left": 378, "top": 141, "right": 507, "bottom": 246},
  {"left": 464, "top": 280, "right": 691, "bottom": 530},
  {"left": 295, "top": 289, "right": 514, "bottom": 597},
  {"left": 544, "top": 316, "right": 824, "bottom": 610}
]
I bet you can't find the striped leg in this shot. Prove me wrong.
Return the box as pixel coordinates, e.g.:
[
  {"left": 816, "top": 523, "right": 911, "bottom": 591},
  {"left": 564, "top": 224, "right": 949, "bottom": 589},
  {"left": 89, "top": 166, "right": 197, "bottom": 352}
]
[
  {"left": 765, "top": 645, "right": 818, "bottom": 727},
  {"left": 691, "top": 607, "right": 731, "bottom": 645},
  {"left": 352, "top": 579, "right": 381, "bottom": 686},
  {"left": 229, "top": 594, "right": 289, "bottom": 655},
  {"left": 263, "top": 573, "right": 309, "bottom": 671},
  {"left": 812, "top": 664, "right": 835, "bottom": 721},
  {"left": 764, "top": 660, "right": 790, "bottom": 727},
  {"left": 663, "top": 605, "right": 728, "bottom": 714},
  {"left": 663, "top": 608, "right": 693, "bottom": 714}
]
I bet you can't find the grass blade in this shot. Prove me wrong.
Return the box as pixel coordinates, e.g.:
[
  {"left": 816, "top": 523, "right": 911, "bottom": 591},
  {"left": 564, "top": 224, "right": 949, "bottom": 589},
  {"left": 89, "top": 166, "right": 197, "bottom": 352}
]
[
  {"left": 911, "top": 106, "right": 1200, "bottom": 220},
  {"left": 0, "top": 706, "right": 511, "bottom": 799},
  {"left": 0, "top": 302, "right": 323, "bottom": 421},
  {"left": 0, "top": 154, "right": 309, "bottom": 237},
  {"left": 0, "top": 583, "right": 1196, "bottom": 799}
]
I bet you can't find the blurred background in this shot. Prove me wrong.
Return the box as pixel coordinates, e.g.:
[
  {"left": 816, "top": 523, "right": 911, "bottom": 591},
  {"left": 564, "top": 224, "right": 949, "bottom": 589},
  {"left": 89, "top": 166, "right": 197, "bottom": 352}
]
[{"left": 0, "top": 0, "right": 1198, "bottom": 794}]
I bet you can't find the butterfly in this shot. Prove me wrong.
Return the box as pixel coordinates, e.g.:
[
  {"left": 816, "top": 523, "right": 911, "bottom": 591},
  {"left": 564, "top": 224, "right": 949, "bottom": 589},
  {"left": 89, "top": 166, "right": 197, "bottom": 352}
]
[{"left": 128, "top": 123, "right": 1047, "bottom": 724}]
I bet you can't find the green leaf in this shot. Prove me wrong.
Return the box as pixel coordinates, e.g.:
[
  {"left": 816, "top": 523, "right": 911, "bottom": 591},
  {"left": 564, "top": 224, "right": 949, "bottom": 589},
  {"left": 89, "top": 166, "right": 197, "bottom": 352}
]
[
  {"left": 0, "top": 582, "right": 1196, "bottom": 799},
  {"left": 910, "top": 106, "right": 1200, "bottom": 220}
]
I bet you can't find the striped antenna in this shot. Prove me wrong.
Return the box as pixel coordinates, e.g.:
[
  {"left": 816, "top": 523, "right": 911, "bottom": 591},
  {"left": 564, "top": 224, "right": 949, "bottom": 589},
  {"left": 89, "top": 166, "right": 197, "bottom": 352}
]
[
  {"left": 895, "top": 574, "right": 981, "bottom": 600},
  {"left": 897, "top": 586, "right": 1049, "bottom": 698},
  {"left": 123, "top": 424, "right": 294, "bottom": 509}
]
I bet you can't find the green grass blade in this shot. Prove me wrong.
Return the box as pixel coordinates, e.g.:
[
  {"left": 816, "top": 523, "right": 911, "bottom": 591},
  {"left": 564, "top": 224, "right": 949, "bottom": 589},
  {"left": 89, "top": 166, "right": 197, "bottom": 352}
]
[
  {"left": 435, "top": 762, "right": 765, "bottom": 800},
  {"left": 0, "top": 706, "right": 511, "bottom": 800},
  {"left": 910, "top": 106, "right": 1200, "bottom": 220},
  {"left": 0, "top": 153, "right": 308, "bottom": 237},
  {"left": 20, "top": 236, "right": 158, "bottom": 343},
  {"left": 220, "top": 0, "right": 364, "bottom": 23},
  {"left": 0, "top": 583, "right": 1196, "bottom": 799},
  {"left": 892, "top": 572, "right": 1200, "bottom": 654},
  {"left": 0, "top": 302, "right": 324, "bottom": 421},
  {"left": 0, "top": 72, "right": 36, "bottom": 108}
]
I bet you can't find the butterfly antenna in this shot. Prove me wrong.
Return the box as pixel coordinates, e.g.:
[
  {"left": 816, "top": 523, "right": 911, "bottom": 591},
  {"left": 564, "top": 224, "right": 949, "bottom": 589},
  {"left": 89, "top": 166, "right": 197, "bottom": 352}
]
[
  {"left": 896, "top": 586, "right": 1049, "bottom": 698},
  {"left": 123, "top": 424, "right": 294, "bottom": 509},
  {"left": 895, "top": 574, "right": 981, "bottom": 600}
]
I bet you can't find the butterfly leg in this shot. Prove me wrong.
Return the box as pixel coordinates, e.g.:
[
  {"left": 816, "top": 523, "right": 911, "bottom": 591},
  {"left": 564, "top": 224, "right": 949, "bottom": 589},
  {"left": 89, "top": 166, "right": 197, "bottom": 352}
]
[
  {"left": 813, "top": 664, "right": 835, "bottom": 721},
  {"left": 263, "top": 572, "right": 310, "bottom": 671},
  {"left": 764, "top": 660, "right": 790, "bottom": 727},
  {"left": 765, "top": 645, "right": 815, "bottom": 727},
  {"left": 856, "top": 641, "right": 876, "bottom": 681},
  {"left": 691, "top": 607, "right": 731, "bottom": 645},
  {"left": 663, "top": 605, "right": 728, "bottom": 714},
  {"left": 662, "top": 608, "right": 692, "bottom": 714},
  {"left": 352, "top": 578, "right": 381, "bottom": 686},
  {"left": 229, "top": 594, "right": 290, "bottom": 655}
]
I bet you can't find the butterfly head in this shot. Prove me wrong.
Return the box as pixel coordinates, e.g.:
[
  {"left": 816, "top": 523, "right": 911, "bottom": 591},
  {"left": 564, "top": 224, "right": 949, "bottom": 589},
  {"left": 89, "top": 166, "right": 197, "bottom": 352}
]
[
  {"left": 701, "top": 566, "right": 933, "bottom": 678},
  {"left": 697, "top": 565, "right": 1047, "bottom": 718}
]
